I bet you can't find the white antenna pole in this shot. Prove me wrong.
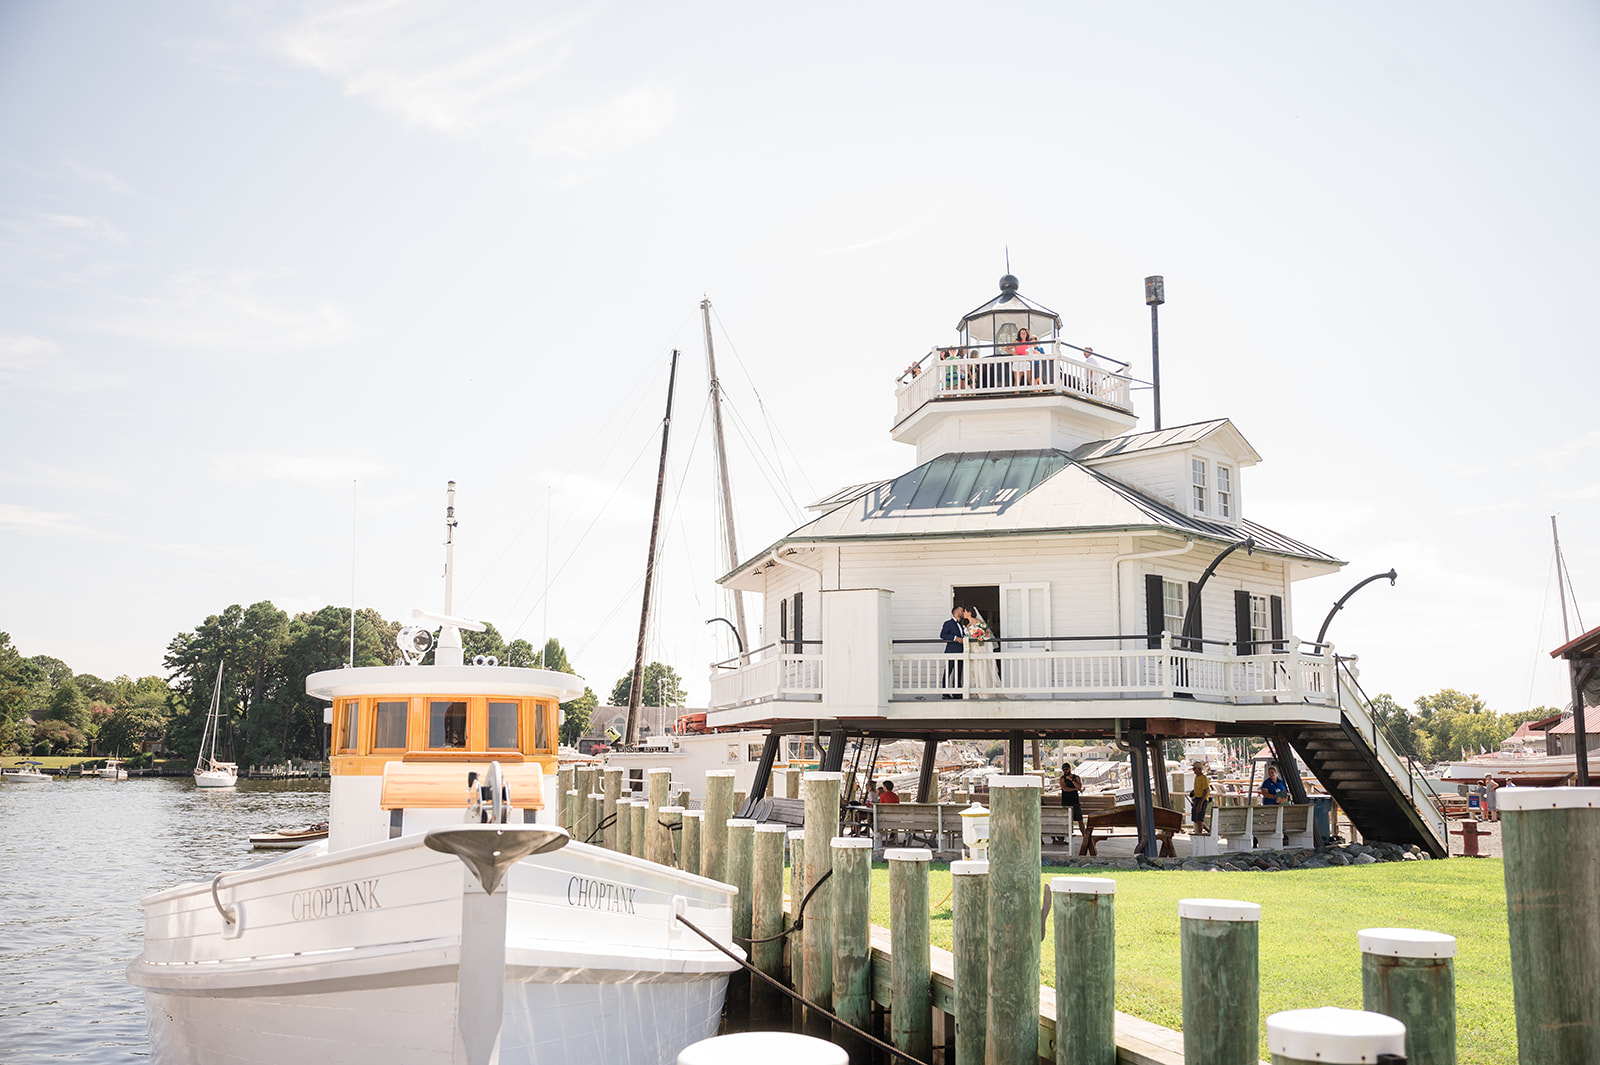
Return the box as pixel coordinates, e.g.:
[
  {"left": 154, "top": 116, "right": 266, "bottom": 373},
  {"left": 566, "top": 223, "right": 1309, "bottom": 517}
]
[
  {"left": 544, "top": 483, "right": 551, "bottom": 666},
  {"left": 348, "top": 479, "right": 357, "bottom": 668},
  {"left": 1554, "top": 514, "right": 1571, "bottom": 643},
  {"left": 444, "top": 480, "right": 458, "bottom": 615}
]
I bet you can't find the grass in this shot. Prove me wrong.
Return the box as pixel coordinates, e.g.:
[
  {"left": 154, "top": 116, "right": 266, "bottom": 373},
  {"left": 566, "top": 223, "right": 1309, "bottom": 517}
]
[{"left": 856, "top": 860, "right": 1514, "bottom": 1065}]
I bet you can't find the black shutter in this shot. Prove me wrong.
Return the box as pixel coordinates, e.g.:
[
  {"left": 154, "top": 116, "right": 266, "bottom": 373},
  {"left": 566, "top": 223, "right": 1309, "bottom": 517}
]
[
  {"left": 780, "top": 600, "right": 788, "bottom": 644},
  {"left": 1270, "top": 595, "right": 1285, "bottom": 653},
  {"left": 792, "top": 592, "right": 804, "bottom": 654},
  {"left": 1145, "top": 574, "right": 1165, "bottom": 650},
  {"left": 1235, "top": 590, "right": 1253, "bottom": 654},
  {"left": 1187, "top": 581, "right": 1203, "bottom": 652}
]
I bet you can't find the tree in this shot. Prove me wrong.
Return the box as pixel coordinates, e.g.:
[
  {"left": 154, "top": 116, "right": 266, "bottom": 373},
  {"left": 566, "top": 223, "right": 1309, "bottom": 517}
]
[
  {"left": 609, "top": 662, "right": 686, "bottom": 709},
  {"left": 503, "top": 639, "right": 537, "bottom": 668},
  {"left": 99, "top": 704, "right": 167, "bottom": 757},
  {"left": 35, "top": 720, "right": 86, "bottom": 755},
  {"left": 560, "top": 686, "right": 598, "bottom": 746},
  {"left": 164, "top": 601, "right": 291, "bottom": 765},
  {"left": 40, "top": 679, "right": 89, "bottom": 731},
  {"left": 1367, "top": 693, "right": 1422, "bottom": 760},
  {"left": 537, "top": 638, "right": 573, "bottom": 674},
  {"left": 258, "top": 605, "right": 399, "bottom": 763}
]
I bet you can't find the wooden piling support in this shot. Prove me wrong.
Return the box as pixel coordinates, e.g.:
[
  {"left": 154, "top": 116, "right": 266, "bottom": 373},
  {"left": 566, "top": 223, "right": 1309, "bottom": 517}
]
[
  {"left": 1266, "top": 1007, "right": 1405, "bottom": 1065},
  {"left": 704, "top": 770, "right": 736, "bottom": 882},
  {"left": 655, "top": 806, "right": 683, "bottom": 868},
  {"left": 986, "top": 774, "right": 1042, "bottom": 1065},
  {"left": 629, "top": 801, "right": 647, "bottom": 859},
  {"left": 557, "top": 766, "right": 574, "bottom": 831},
  {"left": 752, "top": 824, "right": 788, "bottom": 981},
  {"left": 1500, "top": 786, "right": 1600, "bottom": 1064},
  {"left": 602, "top": 767, "right": 624, "bottom": 851},
  {"left": 803, "top": 772, "right": 843, "bottom": 1014},
  {"left": 574, "top": 766, "right": 596, "bottom": 837},
  {"left": 951, "top": 859, "right": 989, "bottom": 1065},
  {"left": 616, "top": 795, "right": 634, "bottom": 856},
  {"left": 784, "top": 768, "right": 800, "bottom": 798},
  {"left": 788, "top": 830, "right": 807, "bottom": 1005},
  {"left": 727, "top": 818, "right": 757, "bottom": 946},
  {"left": 681, "top": 810, "right": 703, "bottom": 875},
  {"left": 1179, "top": 898, "right": 1261, "bottom": 1065},
  {"left": 565, "top": 789, "right": 580, "bottom": 840},
  {"left": 887, "top": 847, "right": 933, "bottom": 1062},
  {"left": 1359, "top": 928, "right": 1456, "bottom": 1065},
  {"left": 734, "top": 787, "right": 748, "bottom": 815},
  {"left": 585, "top": 793, "right": 604, "bottom": 845},
  {"left": 646, "top": 768, "right": 672, "bottom": 866},
  {"left": 1053, "top": 876, "right": 1117, "bottom": 1065},
  {"left": 831, "top": 837, "right": 874, "bottom": 1038},
  {"left": 672, "top": 784, "right": 692, "bottom": 810}
]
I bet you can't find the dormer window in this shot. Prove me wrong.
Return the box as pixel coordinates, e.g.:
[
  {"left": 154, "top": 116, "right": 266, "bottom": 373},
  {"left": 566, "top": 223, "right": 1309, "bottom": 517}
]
[
  {"left": 1217, "top": 465, "right": 1233, "bottom": 519},
  {"left": 1191, "top": 458, "right": 1208, "bottom": 514}
]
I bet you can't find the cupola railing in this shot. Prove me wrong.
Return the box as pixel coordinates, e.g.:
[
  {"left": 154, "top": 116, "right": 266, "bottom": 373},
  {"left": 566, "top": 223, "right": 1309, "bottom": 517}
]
[{"left": 894, "top": 341, "right": 1134, "bottom": 425}]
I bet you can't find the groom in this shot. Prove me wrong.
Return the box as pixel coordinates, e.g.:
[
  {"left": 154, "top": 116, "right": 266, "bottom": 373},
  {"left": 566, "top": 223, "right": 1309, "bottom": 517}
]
[{"left": 941, "top": 605, "right": 967, "bottom": 699}]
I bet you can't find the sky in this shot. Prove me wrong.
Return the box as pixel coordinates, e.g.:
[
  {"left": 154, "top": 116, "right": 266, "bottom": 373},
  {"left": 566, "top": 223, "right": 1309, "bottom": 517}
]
[{"left": 2, "top": 2, "right": 1597, "bottom": 717}]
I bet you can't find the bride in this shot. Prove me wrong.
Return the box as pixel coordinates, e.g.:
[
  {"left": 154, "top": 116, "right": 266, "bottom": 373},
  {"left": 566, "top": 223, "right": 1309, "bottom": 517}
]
[{"left": 964, "top": 607, "right": 1000, "bottom": 697}]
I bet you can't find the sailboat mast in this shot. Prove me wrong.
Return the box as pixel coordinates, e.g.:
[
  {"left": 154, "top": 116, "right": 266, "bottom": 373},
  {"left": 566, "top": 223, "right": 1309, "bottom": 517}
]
[
  {"left": 702, "top": 298, "right": 749, "bottom": 654},
  {"left": 1553, "top": 514, "right": 1571, "bottom": 643},
  {"left": 625, "top": 351, "right": 680, "bottom": 747}
]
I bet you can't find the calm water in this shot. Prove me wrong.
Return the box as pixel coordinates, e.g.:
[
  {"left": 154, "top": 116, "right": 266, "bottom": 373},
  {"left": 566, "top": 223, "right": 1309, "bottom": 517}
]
[{"left": 0, "top": 777, "right": 329, "bottom": 1063}]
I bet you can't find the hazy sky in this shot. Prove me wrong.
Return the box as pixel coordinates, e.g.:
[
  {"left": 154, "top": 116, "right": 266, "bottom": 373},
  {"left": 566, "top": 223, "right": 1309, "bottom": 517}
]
[{"left": 2, "top": 2, "right": 1596, "bottom": 717}]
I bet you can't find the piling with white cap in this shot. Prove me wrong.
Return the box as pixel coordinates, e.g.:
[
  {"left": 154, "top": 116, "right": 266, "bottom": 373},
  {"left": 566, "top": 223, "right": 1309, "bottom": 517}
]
[
  {"left": 802, "top": 772, "right": 843, "bottom": 1016},
  {"left": 565, "top": 789, "right": 580, "bottom": 838},
  {"left": 986, "top": 775, "right": 1043, "bottom": 1065},
  {"left": 830, "top": 837, "right": 874, "bottom": 1041},
  {"left": 1359, "top": 928, "right": 1456, "bottom": 1065},
  {"left": 677, "top": 1030, "right": 848, "bottom": 1065},
  {"left": 1052, "top": 877, "right": 1117, "bottom": 1065},
  {"left": 556, "top": 766, "right": 574, "bottom": 831},
  {"left": 655, "top": 806, "right": 683, "bottom": 868},
  {"left": 602, "top": 767, "right": 624, "bottom": 851},
  {"left": 727, "top": 819, "right": 757, "bottom": 948},
  {"left": 574, "top": 766, "right": 597, "bottom": 839},
  {"left": 951, "top": 859, "right": 989, "bottom": 1065},
  {"left": 616, "top": 794, "right": 634, "bottom": 855},
  {"left": 1266, "top": 1007, "right": 1405, "bottom": 1064},
  {"left": 751, "top": 824, "right": 788, "bottom": 982},
  {"left": 629, "top": 801, "right": 647, "bottom": 859},
  {"left": 887, "top": 847, "right": 933, "bottom": 1062},
  {"left": 646, "top": 768, "right": 673, "bottom": 865},
  {"left": 671, "top": 783, "right": 692, "bottom": 811},
  {"left": 1499, "top": 786, "right": 1600, "bottom": 1063},
  {"left": 586, "top": 793, "right": 604, "bottom": 845},
  {"left": 703, "top": 770, "right": 736, "bottom": 882},
  {"left": 788, "top": 829, "right": 807, "bottom": 1022},
  {"left": 681, "top": 809, "right": 703, "bottom": 874},
  {"left": 1179, "top": 898, "right": 1261, "bottom": 1065}
]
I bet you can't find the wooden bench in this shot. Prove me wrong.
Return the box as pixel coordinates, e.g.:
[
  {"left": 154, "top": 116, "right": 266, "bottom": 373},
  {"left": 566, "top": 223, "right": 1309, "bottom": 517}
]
[
  {"left": 872, "top": 803, "right": 963, "bottom": 853},
  {"left": 1279, "top": 803, "right": 1315, "bottom": 848},
  {"left": 1193, "top": 803, "right": 1314, "bottom": 855},
  {"left": 1079, "top": 805, "right": 1180, "bottom": 857},
  {"left": 747, "top": 796, "right": 806, "bottom": 828}
]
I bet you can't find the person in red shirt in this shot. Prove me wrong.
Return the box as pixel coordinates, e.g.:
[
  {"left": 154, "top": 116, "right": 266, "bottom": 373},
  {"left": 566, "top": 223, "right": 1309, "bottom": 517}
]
[{"left": 877, "top": 781, "right": 901, "bottom": 804}]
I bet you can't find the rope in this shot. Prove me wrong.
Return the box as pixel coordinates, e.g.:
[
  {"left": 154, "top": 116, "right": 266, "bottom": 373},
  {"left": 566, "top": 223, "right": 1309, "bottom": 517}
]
[
  {"left": 673, "top": 909, "right": 930, "bottom": 1065},
  {"left": 743, "top": 868, "right": 832, "bottom": 944},
  {"left": 583, "top": 814, "right": 618, "bottom": 845}
]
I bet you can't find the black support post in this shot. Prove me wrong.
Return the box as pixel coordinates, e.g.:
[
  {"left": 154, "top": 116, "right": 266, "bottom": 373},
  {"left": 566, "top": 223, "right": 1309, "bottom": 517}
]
[
  {"left": 1008, "top": 730, "right": 1025, "bottom": 775},
  {"left": 822, "top": 727, "right": 847, "bottom": 772},
  {"left": 1270, "top": 733, "right": 1308, "bottom": 803},
  {"left": 743, "top": 732, "right": 781, "bottom": 816},
  {"left": 1129, "top": 729, "right": 1156, "bottom": 858},
  {"left": 917, "top": 738, "right": 939, "bottom": 803}
]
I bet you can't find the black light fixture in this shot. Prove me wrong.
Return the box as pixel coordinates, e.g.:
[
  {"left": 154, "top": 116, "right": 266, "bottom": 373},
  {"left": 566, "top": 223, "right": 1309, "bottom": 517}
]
[{"left": 1145, "top": 276, "right": 1165, "bottom": 431}]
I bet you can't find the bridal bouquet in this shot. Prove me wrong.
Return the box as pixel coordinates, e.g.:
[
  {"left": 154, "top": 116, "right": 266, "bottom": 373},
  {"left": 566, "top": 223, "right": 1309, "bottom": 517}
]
[{"left": 966, "top": 622, "right": 990, "bottom": 644}]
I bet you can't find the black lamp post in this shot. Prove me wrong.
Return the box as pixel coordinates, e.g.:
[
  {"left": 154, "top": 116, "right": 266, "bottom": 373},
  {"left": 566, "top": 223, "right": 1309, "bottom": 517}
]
[
  {"left": 1315, "top": 570, "right": 1398, "bottom": 649},
  {"left": 1145, "top": 276, "right": 1164, "bottom": 431}
]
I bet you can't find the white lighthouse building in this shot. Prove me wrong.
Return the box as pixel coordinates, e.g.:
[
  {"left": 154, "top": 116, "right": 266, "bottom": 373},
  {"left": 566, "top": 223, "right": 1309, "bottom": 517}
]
[{"left": 707, "top": 274, "right": 1444, "bottom": 856}]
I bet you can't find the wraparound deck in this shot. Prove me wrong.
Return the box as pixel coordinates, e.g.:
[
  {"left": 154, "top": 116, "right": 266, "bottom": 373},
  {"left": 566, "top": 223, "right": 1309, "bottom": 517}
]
[{"left": 894, "top": 342, "right": 1135, "bottom": 426}]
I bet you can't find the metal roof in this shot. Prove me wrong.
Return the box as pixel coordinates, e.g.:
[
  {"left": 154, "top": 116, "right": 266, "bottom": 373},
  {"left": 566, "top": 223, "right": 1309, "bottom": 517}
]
[
  {"left": 1547, "top": 707, "right": 1600, "bottom": 735},
  {"left": 956, "top": 275, "right": 1063, "bottom": 341},
  {"left": 725, "top": 448, "right": 1343, "bottom": 579},
  {"left": 1070, "top": 418, "right": 1261, "bottom": 464},
  {"left": 806, "top": 480, "right": 891, "bottom": 514}
]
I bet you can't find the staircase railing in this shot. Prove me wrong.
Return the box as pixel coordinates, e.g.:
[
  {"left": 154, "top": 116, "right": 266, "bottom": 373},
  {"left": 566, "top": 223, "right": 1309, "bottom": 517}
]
[{"left": 1334, "top": 657, "right": 1448, "bottom": 848}]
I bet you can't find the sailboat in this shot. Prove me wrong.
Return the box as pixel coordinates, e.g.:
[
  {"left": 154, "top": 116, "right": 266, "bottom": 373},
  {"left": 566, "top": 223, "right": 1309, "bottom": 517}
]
[{"left": 193, "top": 662, "right": 239, "bottom": 788}]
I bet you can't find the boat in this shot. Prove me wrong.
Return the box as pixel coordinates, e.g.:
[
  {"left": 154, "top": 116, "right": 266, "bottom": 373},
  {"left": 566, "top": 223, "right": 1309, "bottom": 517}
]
[
  {"left": 128, "top": 484, "right": 740, "bottom": 1065},
  {"left": 193, "top": 662, "right": 239, "bottom": 788},
  {"left": 248, "top": 822, "right": 329, "bottom": 849},
  {"left": 94, "top": 757, "right": 128, "bottom": 780},
  {"left": 2, "top": 760, "right": 51, "bottom": 783}
]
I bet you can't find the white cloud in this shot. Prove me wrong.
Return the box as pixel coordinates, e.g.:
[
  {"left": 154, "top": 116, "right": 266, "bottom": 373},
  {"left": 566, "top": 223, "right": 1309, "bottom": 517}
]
[
  {"left": 0, "top": 334, "right": 129, "bottom": 392},
  {"left": 271, "top": 0, "right": 675, "bottom": 157},
  {"left": 210, "top": 452, "right": 384, "bottom": 483},
  {"left": 0, "top": 504, "right": 117, "bottom": 540},
  {"left": 96, "top": 269, "right": 352, "bottom": 354},
  {"left": 62, "top": 159, "right": 134, "bottom": 196}
]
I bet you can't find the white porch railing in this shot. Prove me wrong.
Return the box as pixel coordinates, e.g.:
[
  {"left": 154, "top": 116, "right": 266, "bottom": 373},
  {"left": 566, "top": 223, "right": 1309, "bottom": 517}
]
[
  {"left": 894, "top": 343, "right": 1134, "bottom": 425},
  {"left": 708, "top": 644, "right": 823, "bottom": 711},
  {"left": 887, "top": 637, "right": 1337, "bottom": 703}
]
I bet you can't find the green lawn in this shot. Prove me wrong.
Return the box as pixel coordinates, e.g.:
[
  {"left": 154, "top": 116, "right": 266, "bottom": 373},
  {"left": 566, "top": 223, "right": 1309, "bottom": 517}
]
[{"left": 859, "top": 860, "right": 1514, "bottom": 1065}]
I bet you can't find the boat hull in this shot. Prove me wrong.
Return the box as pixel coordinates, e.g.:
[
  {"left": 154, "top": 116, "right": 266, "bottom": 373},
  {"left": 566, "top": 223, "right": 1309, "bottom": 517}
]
[
  {"left": 193, "top": 768, "right": 238, "bottom": 788},
  {"left": 129, "top": 830, "right": 739, "bottom": 1065},
  {"left": 2, "top": 771, "right": 49, "bottom": 783}
]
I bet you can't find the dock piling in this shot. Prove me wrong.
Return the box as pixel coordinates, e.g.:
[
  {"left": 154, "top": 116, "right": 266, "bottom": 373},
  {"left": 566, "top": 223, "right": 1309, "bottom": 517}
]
[
  {"left": 1266, "top": 1007, "right": 1405, "bottom": 1065},
  {"left": 574, "top": 766, "right": 596, "bottom": 836},
  {"left": 951, "top": 859, "right": 989, "bottom": 1065},
  {"left": 727, "top": 818, "right": 757, "bottom": 946},
  {"left": 986, "top": 774, "right": 1042, "bottom": 1065},
  {"left": 585, "top": 793, "right": 604, "bottom": 845},
  {"left": 1053, "top": 876, "right": 1117, "bottom": 1065},
  {"left": 752, "top": 824, "right": 788, "bottom": 981},
  {"left": 629, "top": 801, "right": 647, "bottom": 859},
  {"left": 704, "top": 770, "right": 736, "bottom": 881},
  {"left": 656, "top": 806, "right": 684, "bottom": 868},
  {"left": 646, "top": 768, "right": 672, "bottom": 865},
  {"left": 887, "top": 847, "right": 933, "bottom": 1062},
  {"left": 1499, "top": 786, "right": 1600, "bottom": 1063},
  {"left": 602, "top": 767, "right": 624, "bottom": 850},
  {"left": 681, "top": 810, "right": 704, "bottom": 874},
  {"left": 557, "top": 765, "right": 574, "bottom": 830},
  {"left": 830, "top": 836, "right": 874, "bottom": 1046},
  {"left": 1359, "top": 928, "right": 1456, "bottom": 1065},
  {"left": 802, "top": 772, "right": 843, "bottom": 1015},
  {"left": 788, "top": 830, "right": 807, "bottom": 1029},
  {"left": 1179, "top": 898, "right": 1261, "bottom": 1065},
  {"left": 616, "top": 795, "right": 634, "bottom": 855}
]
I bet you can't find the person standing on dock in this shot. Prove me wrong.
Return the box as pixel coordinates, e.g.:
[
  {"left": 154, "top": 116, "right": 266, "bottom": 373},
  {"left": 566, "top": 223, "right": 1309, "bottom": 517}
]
[
  {"left": 941, "top": 605, "right": 967, "bottom": 698},
  {"left": 1188, "top": 761, "right": 1212, "bottom": 834},
  {"left": 1259, "top": 764, "right": 1288, "bottom": 805}
]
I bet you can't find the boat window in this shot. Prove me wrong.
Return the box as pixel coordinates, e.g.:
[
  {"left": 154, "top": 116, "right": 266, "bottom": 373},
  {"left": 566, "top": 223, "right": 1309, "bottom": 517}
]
[
  {"left": 428, "top": 700, "right": 468, "bottom": 749},
  {"left": 533, "top": 701, "right": 549, "bottom": 751},
  {"left": 373, "top": 701, "right": 408, "bottom": 749},
  {"left": 487, "top": 701, "right": 519, "bottom": 749},
  {"left": 339, "top": 701, "right": 359, "bottom": 752}
]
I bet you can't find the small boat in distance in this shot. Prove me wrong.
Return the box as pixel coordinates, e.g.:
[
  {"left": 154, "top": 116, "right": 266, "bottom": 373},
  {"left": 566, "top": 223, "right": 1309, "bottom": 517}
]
[
  {"left": 2, "top": 760, "right": 51, "bottom": 783},
  {"left": 193, "top": 662, "right": 239, "bottom": 788},
  {"left": 248, "top": 822, "right": 329, "bottom": 849},
  {"left": 94, "top": 757, "right": 128, "bottom": 780}
]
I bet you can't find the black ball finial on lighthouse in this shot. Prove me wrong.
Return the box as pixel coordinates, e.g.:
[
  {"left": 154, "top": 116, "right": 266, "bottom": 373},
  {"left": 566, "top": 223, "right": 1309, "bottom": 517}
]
[{"left": 999, "top": 274, "right": 1019, "bottom": 293}]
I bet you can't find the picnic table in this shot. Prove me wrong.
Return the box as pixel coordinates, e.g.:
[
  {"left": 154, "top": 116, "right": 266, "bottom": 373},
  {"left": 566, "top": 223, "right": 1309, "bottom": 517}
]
[{"left": 1079, "top": 804, "right": 1182, "bottom": 857}]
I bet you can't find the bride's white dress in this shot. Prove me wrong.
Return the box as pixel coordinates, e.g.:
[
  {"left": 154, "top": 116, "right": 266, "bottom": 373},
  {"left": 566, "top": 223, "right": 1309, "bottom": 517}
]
[{"left": 967, "top": 615, "right": 1000, "bottom": 696}]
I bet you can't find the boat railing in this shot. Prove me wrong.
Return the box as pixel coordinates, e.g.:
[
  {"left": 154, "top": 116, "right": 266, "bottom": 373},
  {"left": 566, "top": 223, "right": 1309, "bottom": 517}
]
[
  {"left": 893, "top": 340, "right": 1135, "bottom": 423},
  {"left": 1333, "top": 656, "right": 1448, "bottom": 845}
]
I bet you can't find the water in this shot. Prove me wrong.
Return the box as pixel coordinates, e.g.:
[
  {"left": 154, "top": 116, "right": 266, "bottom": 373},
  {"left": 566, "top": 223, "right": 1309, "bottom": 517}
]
[{"left": 0, "top": 777, "right": 329, "bottom": 1062}]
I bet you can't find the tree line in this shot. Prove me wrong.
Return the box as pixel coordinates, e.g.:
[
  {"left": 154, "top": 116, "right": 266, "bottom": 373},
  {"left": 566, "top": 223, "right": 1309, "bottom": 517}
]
[
  {"left": 1, "top": 605, "right": 695, "bottom": 764},
  {"left": 1366, "top": 689, "right": 1559, "bottom": 763}
]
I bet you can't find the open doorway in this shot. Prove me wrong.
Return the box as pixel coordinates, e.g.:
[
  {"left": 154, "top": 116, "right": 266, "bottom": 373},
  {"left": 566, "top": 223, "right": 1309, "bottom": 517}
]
[{"left": 952, "top": 585, "right": 1001, "bottom": 642}]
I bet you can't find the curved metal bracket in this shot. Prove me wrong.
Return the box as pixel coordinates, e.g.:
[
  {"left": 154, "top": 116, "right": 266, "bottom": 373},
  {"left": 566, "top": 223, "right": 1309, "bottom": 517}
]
[
  {"left": 705, "top": 617, "right": 744, "bottom": 654},
  {"left": 1316, "top": 569, "right": 1398, "bottom": 648}
]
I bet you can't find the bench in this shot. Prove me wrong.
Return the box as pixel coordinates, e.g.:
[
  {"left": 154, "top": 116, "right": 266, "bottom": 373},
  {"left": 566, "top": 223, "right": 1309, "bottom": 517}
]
[
  {"left": 747, "top": 796, "right": 806, "bottom": 828},
  {"left": 873, "top": 803, "right": 964, "bottom": 853},
  {"left": 1192, "top": 803, "right": 1314, "bottom": 855},
  {"left": 1079, "top": 805, "right": 1180, "bottom": 857},
  {"left": 1279, "top": 803, "right": 1315, "bottom": 849}
]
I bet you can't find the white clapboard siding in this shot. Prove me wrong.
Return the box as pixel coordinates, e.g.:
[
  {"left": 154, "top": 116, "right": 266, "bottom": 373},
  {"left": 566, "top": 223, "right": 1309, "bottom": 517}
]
[{"left": 1086, "top": 451, "right": 1183, "bottom": 510}]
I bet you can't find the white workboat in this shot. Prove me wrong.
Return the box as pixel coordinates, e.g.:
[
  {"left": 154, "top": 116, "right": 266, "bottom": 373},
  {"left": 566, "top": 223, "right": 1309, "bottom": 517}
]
[
  {"left": 94, "top": 757, "right": 128, "bottom": 780},
  {"left": 3, "top": 760, "right": 50, "bottom": 783},
  {"left": 128, "top": 493, "right": 739, "bottom": 1065},
  {"left": 193, "top": 662, "right": 239, "bottom": 788}
]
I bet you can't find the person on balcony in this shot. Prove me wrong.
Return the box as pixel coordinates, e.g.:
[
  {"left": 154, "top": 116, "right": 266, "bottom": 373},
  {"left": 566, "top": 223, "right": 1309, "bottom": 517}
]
[
  {"left": 1259, "top": 764, "right": 1289, "bottom": 805},
  {"left": 941, "top": 605, "right": 968, "bottom": 698}
]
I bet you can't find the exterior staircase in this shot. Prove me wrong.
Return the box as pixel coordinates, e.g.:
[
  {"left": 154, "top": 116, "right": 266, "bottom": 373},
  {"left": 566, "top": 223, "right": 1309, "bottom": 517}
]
[{"left": 1278, "top": 661, "right": 1448, "bottom": 858}]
